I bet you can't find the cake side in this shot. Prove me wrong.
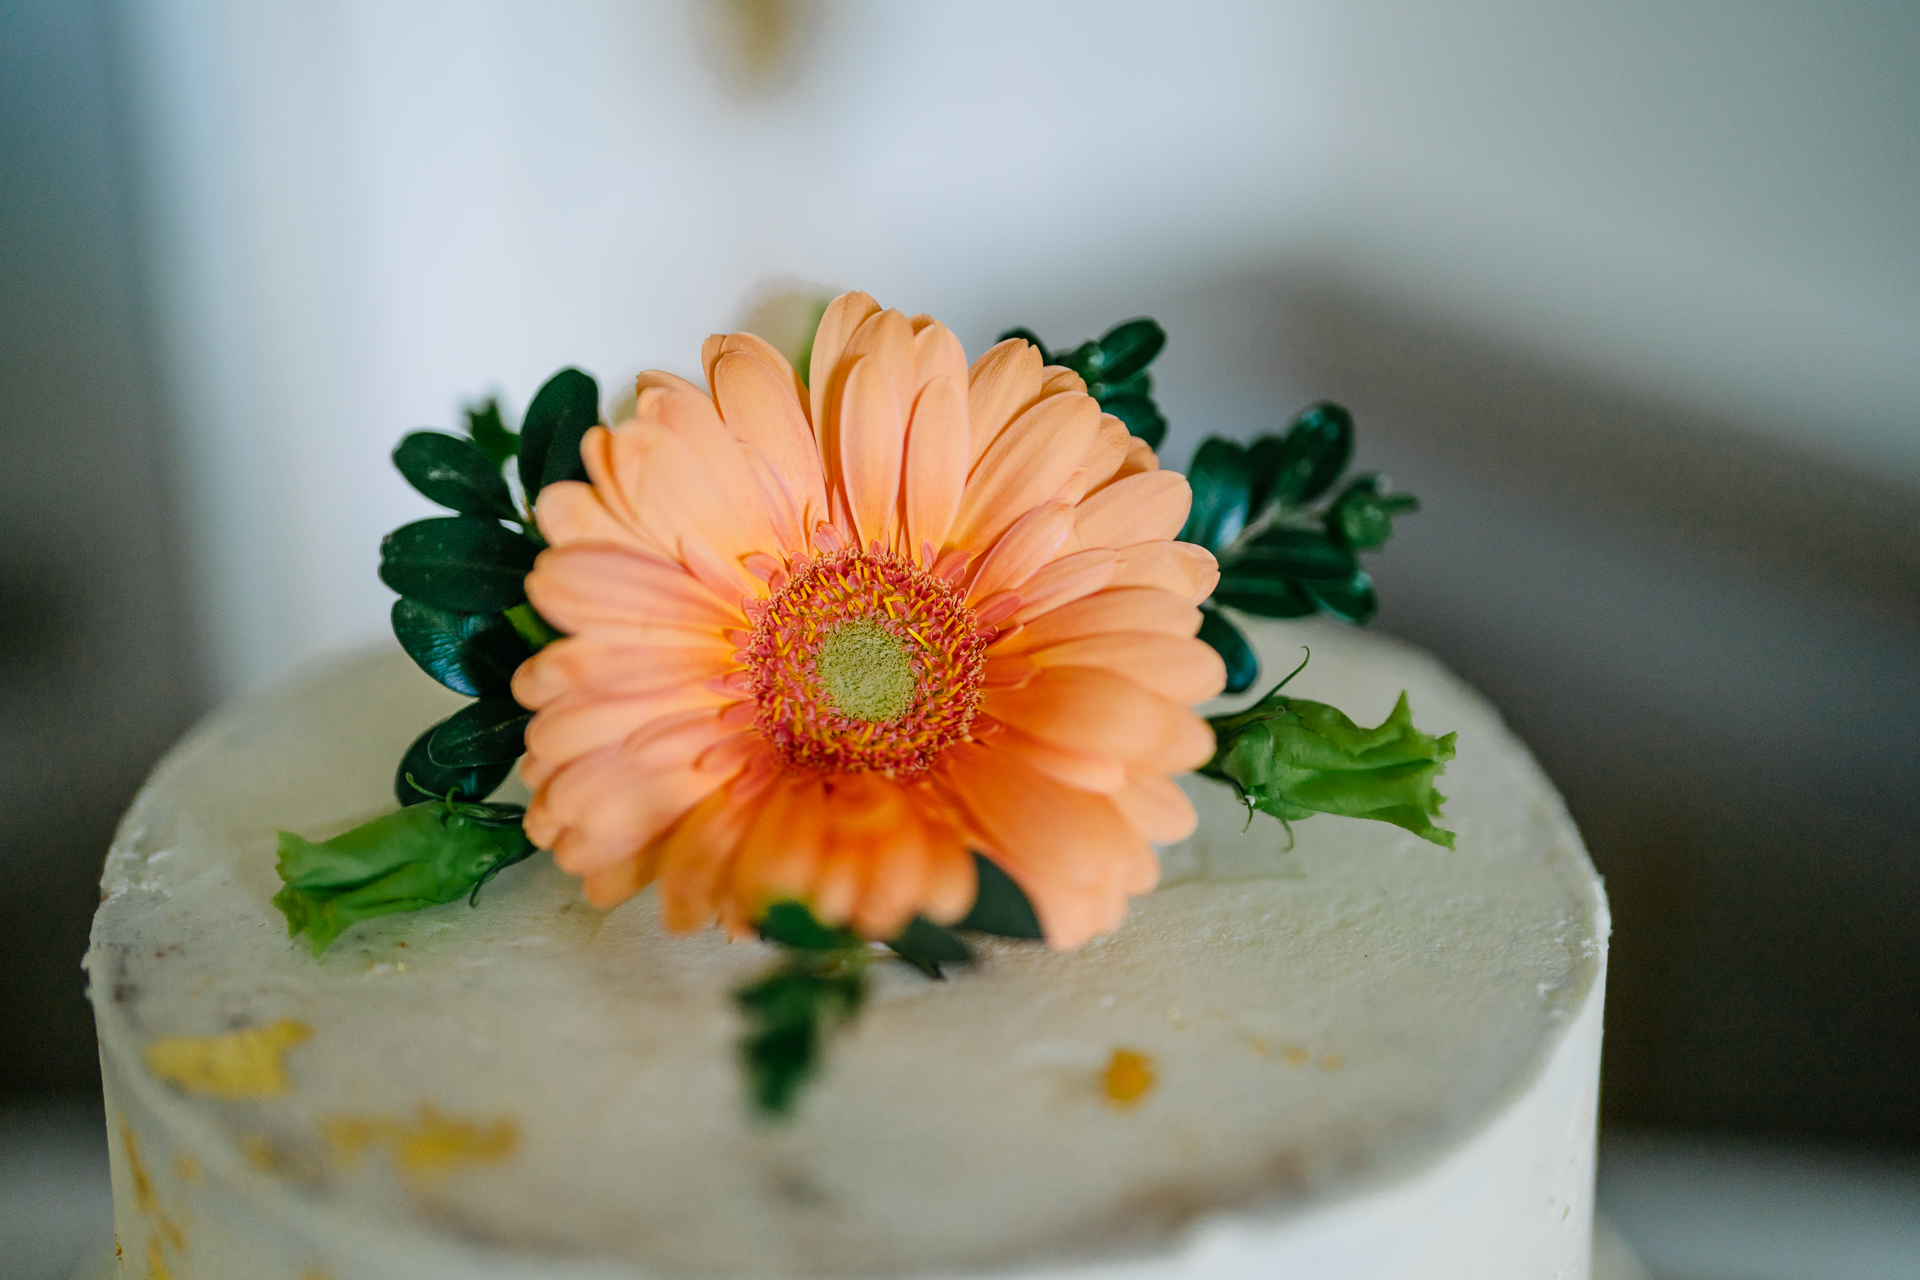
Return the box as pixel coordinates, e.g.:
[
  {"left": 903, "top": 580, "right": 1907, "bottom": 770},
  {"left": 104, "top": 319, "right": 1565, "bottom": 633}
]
[{"left": 90, "top": 617, "right": 1606, "bottom": 1279}]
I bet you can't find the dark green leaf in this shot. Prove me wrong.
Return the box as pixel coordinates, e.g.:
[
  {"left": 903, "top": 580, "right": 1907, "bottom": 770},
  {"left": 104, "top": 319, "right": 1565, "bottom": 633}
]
[
  {"left": 1328, "top": 474, "right": 1419, "bottom": 552},
  {"left": 1304, "top": 569, "right": 1378, "bottom": 625},
  {"left": 957, "top": 854, "right": 1043, "bottom": 939},
  {"left": 1053, "top": 339, "right": 1101, "bottom": 381},
  {"left": 995, "top": 326, "right": 1051, "bottom": 365},
  {"left": 465, "top": 397, "right": 519, "bottom": 467},
  {"left": 272, "top": 800, "right": 536, "bottom": 954},
  {"left": 517, "top": 367, "right": 600, "bottom": 498},
  {"left": 1199, "top": 604, "right": 1259, "bottom": 694},
  {"left": 1266, "top": 402, "right": 1355, "bottom": 512},
  {"left": 886, "top": 916, "right": 972, "bottom": 978},
  {"left": 1097, "top": 367, "right": 1152, "bottom": 400},
  {"left": 392, "top": 431, "right": 517, "bottom": 519},
  {"left": 756, "top": 900, "right": 861, "bottom": 951},
  {"left": 427, "top": 694, "right": 531, "bottom": 767},
  {"left": 1212, "top": 575, "right": 1318, "bottom": 618},
  {"left": 1242, "top": 434, "right": 1288, "bottom": 518},
  {"left": 1203, "top": 687, "right": 1456, "bottom": 848},
  {"left": 1178, "top": 437, "right": 1252, "bottom": 550},
  {"left": 378, "top": 516, "right": 537, "bottom": 613},
  {"left": 1100, "top": 392, "right": 1167, "bottom": 449},
  {"left": 394, "top": 720, "right": 516, "bottom": 807},
  {"left": 1096, "top": 317, "right": 1165, "bottom": 384},
  {"left": 390, "top": 599, "right": 531, "bottom": 697},
  {"left": 735, "top": 951, "right": 868, "bottom": 1117},
  {"left": 1233, "top": 527, "right": 1359, "bottom": 580}
]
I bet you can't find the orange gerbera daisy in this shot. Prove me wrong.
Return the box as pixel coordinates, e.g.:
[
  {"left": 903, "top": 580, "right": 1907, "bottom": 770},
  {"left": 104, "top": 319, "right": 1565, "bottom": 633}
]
[{"left": 513, "top": 292, "right": 1225, "bottom": 948}]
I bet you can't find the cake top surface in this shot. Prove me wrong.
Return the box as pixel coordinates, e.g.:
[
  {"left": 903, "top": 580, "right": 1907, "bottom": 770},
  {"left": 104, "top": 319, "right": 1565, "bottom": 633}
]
[{"left": 90, "top": 617, "right": 1604, "bottom": 1277}]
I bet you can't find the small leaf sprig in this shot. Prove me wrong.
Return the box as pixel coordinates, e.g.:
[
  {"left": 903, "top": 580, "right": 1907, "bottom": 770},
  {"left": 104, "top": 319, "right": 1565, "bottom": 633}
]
[
  {"left": 379, "top": 369, "right": 598, "bottom": 806},
  {"left": 273, "top": 789, "right": 536, "bottom": 954},
  {"left": 1202, "top": 653, "right": 1457, "bottom": 849},
  {"left": 1183, "top": 404, "right": 1419, "bottom": 693},
  {"left": 738, "top": 856, "right": 1043, "bottom": 1117},
  {"left": 271, "top": 368, "right": 598, "bottom": 954}
]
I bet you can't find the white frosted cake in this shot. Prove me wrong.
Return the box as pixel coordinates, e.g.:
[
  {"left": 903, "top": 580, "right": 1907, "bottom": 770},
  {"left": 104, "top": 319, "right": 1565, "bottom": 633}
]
[{"left": 88, "top": 615, "right": 1606, "bottom": 1279}]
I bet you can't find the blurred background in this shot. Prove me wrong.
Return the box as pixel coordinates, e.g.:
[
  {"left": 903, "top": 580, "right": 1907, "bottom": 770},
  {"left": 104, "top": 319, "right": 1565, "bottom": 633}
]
[{"left": 3, "top": 1, "right": 1916, "bottom": 1276}]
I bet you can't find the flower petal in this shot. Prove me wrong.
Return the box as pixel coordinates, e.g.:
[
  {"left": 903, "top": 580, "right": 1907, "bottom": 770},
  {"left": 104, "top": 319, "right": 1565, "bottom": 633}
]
[
  {"left": 511, "top": 637, "right": 737, "bottom": 709},
  {"left": 988, "top": 721, "right": 1128, "bottom": 793},
  {"left": 1110, "top": 769, "right": 1199, "bottom": 844},
  {"left": 949, "top": 392, "right": 1102, "bottom": 552},
  {"left": 912, "top": 320, "right": 968, "bottom": 399},
  {"left": 1007, "top": 549, "right": 1122, "bottom": 624},
  {"left": 967, "top": 501, "right": 1074, "bottom": 603},
  {"left": 1111, "top": 540, "right": 1220, "bottom": 602},
  {"left": 526, "top": 544, "right": 743, "bottom": 638},
  {"left": 836, "top": 355, "right": 906, "bottom": 550},
  {"left": 712, "top": 349, "right": 828, "bottom": 530},
  {"left": 808, "top": 290, "right": 882, "bottom": 431},
  {"left": 901, "top": 375, "right": 968, "bottom": 556},
  {"left": 966, "top": 337, "right": 1046, "bottom": 465},
  {"left": 997, "top": 586, "right": 1202, "bottom": 653},
  {"left": 1073, "top": 469, "right": 1191, "bottom": 550},
  {"left": 1022, "top": 631, "right": 1227, "bottom": 705},
  {"left": 983, "top": 665, "right": 1215, "bottom": 773}
]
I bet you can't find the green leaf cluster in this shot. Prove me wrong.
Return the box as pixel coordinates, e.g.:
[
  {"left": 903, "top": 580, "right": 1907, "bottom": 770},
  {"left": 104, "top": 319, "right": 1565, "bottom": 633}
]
[
  {"left": 272, "top": 797, "right": 535, "bottom": 954},
  {"left": 1202, "top": 673, "right": 1457, "bottom": 849},
  {"left": 736, "top": 855, "right": 1049, "bottom": 1116},
  {"left": 1178, "top": 403, "right": 1419, "bottom": 692},
  {"left": 380, "top": 370, "right": 599, "bottom": 806},
  {"left": 998, "top": 318, "right": 1169, "bottom": 448}
]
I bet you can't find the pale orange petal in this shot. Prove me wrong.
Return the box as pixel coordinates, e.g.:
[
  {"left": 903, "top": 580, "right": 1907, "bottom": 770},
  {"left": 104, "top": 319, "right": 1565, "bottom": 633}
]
[
  {"left": 1040, "top": 366, "right": 1086, "bottom": 396},
  {"left": 1007, "top": 549, "right": 1123, "bottom": 624},
  {"left": 966, "top": 338, "right": 1046, "bottom": 464},
  {"left": 967, "top": 501, "right": 1074, "bottom": 603},
  {"left": 525, "top": 545, "right": 742, "bottom": 638},
  {"left": 730, "top": 776, "right": 830, "bottom": 909},
  {"left": 542, "top": 748, "right": 725, "bottom": 875},
  {"left": 654, "top": 781, "right": 764, "bottom": 931},
  {"left": 511, "top": 638, "right": 737, "bottom": 710},
  {"left": 1073, "top": 469, "right": 1191, "bottom": 550},
  {"left": 938, "top": 743, "right": 1155, "bottom": 948},
  {"left": 983, "top": 666, "right": 1215, "bottom": 773},
  {"left": 998, "top": 587, "right": 1202, "bottom": 653},
  {"left": 1058, "top": 415, "right": 1133, "bottom": 504},
  {"left": 1111, "top": 540, "right": 1220, "bottom": 602},
  {"left": 522, "top": 683, "right": 731, "bottom": 779},
  {"left": 1085, "top": 436, "right": 1160, "bottom": 498},
  {"left": 949, "top": 392, "right": 1102, "bottom": 552},
  {"left": 836, "top": 355, "right": 906, "bottom": 550},
  {"left": 711, "top": 349, "right": 828, "bottom": 528},
  {"left": 1111, "top": 769, "right": 1199, "bottom": 844},
  {"left": 808, "top": 290, "right": 881, "bottom": 431},
  {"left": 636, "top": 370, "right": 707, "bottom": 400},
  {"left": 534, "top": 478, "right": 647, "bottom": 552},
  {"left": 901, "top": 375, "right": 968, "bottom": 555},
  {"left": 988, "top": 722, "right": 1128, "bottom": 793},
  {"left": 1024, "top": 631, "right": 1227, "bottom": 705},
  {"left": 912, "top": 321, "right": 968, "bottom": 400}
]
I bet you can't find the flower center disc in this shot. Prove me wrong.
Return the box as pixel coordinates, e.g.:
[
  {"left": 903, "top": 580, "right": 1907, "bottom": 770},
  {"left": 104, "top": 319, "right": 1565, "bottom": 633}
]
[{"left": 746, "top": 549, "right": 990, "bottom": 776}]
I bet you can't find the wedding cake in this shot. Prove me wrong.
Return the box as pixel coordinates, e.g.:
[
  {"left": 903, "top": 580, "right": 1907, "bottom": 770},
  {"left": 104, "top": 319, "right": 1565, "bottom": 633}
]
[{"left": 88, "top": 614, "right": 1607, "bottom": 1279}]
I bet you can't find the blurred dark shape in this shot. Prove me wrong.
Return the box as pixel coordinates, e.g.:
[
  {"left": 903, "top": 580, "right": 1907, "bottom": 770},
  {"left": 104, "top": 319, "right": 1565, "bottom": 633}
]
[
  {"left": 0, "top": 1, "right": 200, "bottom": 1096},
  {"left": 692, "top": 0, "right": 821, "bottom": 102}
]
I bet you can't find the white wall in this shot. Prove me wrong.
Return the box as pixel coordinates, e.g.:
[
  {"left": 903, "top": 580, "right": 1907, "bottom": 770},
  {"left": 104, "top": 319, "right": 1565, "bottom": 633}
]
[{"left": 112, "top": 0, "right": 1920, "bottom": 697}]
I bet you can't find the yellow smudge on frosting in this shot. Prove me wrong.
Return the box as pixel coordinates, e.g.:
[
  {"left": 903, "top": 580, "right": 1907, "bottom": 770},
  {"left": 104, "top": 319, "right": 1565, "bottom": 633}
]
[
  {"left": 147, "top": 1234, "right": 173, "bottom": 1280},
  {"left": 144, "top": 1020, "right": 313, "bottom": 1099},
  {"left": 121, "top": 1122, "right": 186, "bottom": 1271},
  {"left": 174, "top": 1153, "right": 204, "bottom": 1186},
  {"left": 1101, "top": 1048, "right": 1157, "bottom": 1108},
  {"left": 325, "top": 1104, "right": 518, "bottom": 1177}
]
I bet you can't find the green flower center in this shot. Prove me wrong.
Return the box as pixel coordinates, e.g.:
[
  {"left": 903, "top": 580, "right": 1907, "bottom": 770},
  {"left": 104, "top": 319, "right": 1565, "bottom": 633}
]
[{"left": 815, "top": 618, "right": 917, "bottom": 722}]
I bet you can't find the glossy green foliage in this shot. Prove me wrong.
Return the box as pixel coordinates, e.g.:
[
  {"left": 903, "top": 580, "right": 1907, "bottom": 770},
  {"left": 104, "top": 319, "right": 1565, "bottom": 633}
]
[
  {"left": 378, "top": 516, "right": 538, "bottom": 613},
  {"left": 392, "top": 431, "right": 517, "bottom": 519},
  {"left": 955, "top": 853, "right": 1044, "bottom": 939},
  {"left": 1204, "top": 683, "right": 1456, "bottom": 849},
  {"left": 1199, "top": 604, "right": 1259, "bottom": 695},
  {"left": 272, "top": 798, "right": 535, "bottom": 954},
  {"left": 428, "top": 694, "right": 532, "bottom": 767},
  {"left": 465, "top": 397, "right": 519, "bottom": 467},
  {"left": 736, "top": 951, "right": 868, "bottom": 1117},
  {"left": 997, "top": 317, "right": 1169, "bottom": 448},
  {"left": 1179, "top": 401, "right": 1418, "bottom": 684},
  {"left": 395, "top": 721, "right": 516, "bottom": 807},
  {"left": 517, "top": 367, "right": 600, "bottom": 498},
  {"left": 390, "top": 599, "right": 531, "bottom": 698},
  {"left": 887, "top": 916, "right": 973, "bottom": 978}
]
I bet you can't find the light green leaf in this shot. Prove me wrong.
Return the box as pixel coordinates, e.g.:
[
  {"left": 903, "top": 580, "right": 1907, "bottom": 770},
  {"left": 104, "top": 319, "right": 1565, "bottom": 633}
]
[
  {"left": 1204, "top": 685, "right": 1456, "bottom": 848},
  {"left": 273, "top": 800, "right": 535, "bottom": 954}
]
